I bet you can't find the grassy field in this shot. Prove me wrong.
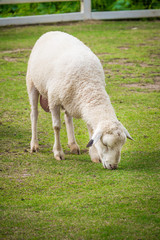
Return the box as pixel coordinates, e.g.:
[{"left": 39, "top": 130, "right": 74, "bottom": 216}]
[{"left": 0, "top": 20, "right": 160, "bottom": 240}]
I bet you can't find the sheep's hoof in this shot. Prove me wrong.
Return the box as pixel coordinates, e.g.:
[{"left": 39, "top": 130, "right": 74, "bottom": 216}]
[
  {"left": 91, "top": 158, "right": 101, "bottom": 163},
  {"left": 54, "top": 154, "right": 65, "bottom": 161},
  {"left": 89, "top": 146, "right": 100, "bottom": 163},
  {"left": 30, "top": 141, "right": 39, "bottom": 153},
  {"left": 53, "top": 150, "right": 65, "bottom": 160},
  {"left": 69, "top": 143, "right": 80, "bottom": 155}
]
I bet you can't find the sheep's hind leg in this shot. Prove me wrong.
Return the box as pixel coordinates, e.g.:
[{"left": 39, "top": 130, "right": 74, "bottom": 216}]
[
  {"left": 64, "top": 112, "right": 80, "bottom": 154},
  {"left": 87, "top": 124, "right": 101, "bottom": 163},
  {"left": 29, "top": 86, "right": 39, "bottom": 152},
  {"left": 51, "top": 106, "right": 65, "bottom": 160}
]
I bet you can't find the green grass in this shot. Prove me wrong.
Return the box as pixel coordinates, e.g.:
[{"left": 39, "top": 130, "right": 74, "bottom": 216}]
[{"left": 0, "top": 20, "right": 160, "bottom": 240}]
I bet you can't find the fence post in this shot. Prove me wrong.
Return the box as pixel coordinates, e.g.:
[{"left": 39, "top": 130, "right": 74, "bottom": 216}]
[{"left": 81, "top": 0, "right": 91, "bottom": 20}]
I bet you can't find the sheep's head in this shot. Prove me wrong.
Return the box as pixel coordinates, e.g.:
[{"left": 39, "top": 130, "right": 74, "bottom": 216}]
[{"left": 87, "top": 121, "right": 133, "bottom": 170}]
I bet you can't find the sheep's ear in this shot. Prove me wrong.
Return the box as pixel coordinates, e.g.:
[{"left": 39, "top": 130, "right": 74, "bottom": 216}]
[
  {"left": 86, "top": 139, "right": 94, "bottom": 148},
  {"left": 86, "top": 130, "right": 102, "bottom": 148},
  {"left": 123, "top": 126, "right": 134, "bottom": 141}
]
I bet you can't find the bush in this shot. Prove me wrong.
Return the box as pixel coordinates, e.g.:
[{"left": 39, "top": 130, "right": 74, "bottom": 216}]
[
  {"left": 0, "top": 0, "right": 160, "bottom": 17},
  {"left": 0, "top": 1, "right": 80, "bottom": 17}
]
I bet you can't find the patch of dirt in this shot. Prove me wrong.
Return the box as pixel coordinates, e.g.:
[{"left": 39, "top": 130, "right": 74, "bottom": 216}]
[
  {"left": 104, "top": 69, "right": 115, "bottom": 76},
  {"left": 118, "top": 46, "right": 130, "bottom": 50},
  {"left": 123, "top": 81, "right": 160, "bottom": 91},
  {"left": 136, "top": 43, "right": 147, "bottom": 46},
  {"left": 107, "top": 58, "right": 135, "bottom": 66},
  {"left": 131, "top": 27, "right": 138, "bottom": 30},
  {"left": 39, "top": 144, "right": 51, "bottom": 149},
  {"left": 3, "top": 56, "right": 17, "bottom": 62},
  {"left": 106, "top": 58, "right": 159, "bottom": 68},
  {"left": 97, "top": 52, "right": 110, "bottom": 56},
  {"left": 154, "top": 76, "right": 160, "bottom": 81},
  {"left": 148, "top": 37, "right": 160, "bottom": 41},
  {"left": 21, "top": 173, "right": 32, "bottom": 177},
  {"left": 139, "top": 63, "right": 155, "bottom": 67},
  {"left": 1, "top": 48, "right": 31, "bottom": 54},
  {"left": 64, "top": 149, "right": 88, "bottom": 155},
  {"left": 150, "top": 53, "right": 160, "bottom": 59}
]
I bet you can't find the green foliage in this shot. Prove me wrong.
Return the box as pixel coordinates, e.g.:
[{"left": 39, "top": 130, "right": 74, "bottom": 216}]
[
  {"left": 92, "top": 0, "right": 111, "bottom": 11},
  {"left": 92, "top": 0, "right": 160, "bottom": 11},
  {"left": 111, "top": 0, "right": 131, "bottom": 11},
  {"left": 111, "top": 0, "right": 160, "bottom": 11},
  {"left": 0, "top": 0, "right": 160, "bottom": 17},
  {"left": 0, "top": 2, "right": 80, "bottom": 17}
]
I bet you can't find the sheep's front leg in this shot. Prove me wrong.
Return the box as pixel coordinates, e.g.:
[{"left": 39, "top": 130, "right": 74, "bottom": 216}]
[
  {"left": 87, "top": 124, "right": 100, "bottom": 163},
  {"left": 64, "top": 112, "right": 80, "bottom": 154},
  {"left": 51, "top": 106, "right": 65, "bottom": 160},
  {"left": 29, "top": 86, "right": 39, "bottom": 152}
]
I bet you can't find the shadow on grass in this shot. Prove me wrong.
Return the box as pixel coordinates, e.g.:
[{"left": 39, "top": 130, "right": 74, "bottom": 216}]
[
  {"left": 0, "top": 123, "right": 30, "bottom": 152},
  {"left": 63, "top": 149, "right": 160, "bottom": 172},
  {"left": 0, "top": 122, "right": 30, "bottom": 139},
  {"left": 1, "top": 123, "right": 159, "bottom": 173},
  {"left": 120, "top": 150, "right": 160, "bottom": 172}
]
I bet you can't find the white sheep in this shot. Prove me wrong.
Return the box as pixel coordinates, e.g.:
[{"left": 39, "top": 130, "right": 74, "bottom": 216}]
[{"left": 26, "top": 31, "right": 133, "bottom": 170}]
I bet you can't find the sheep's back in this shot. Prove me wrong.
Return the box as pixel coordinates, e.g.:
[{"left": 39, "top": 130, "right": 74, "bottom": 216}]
[{"left": 27, "top": 31, "right": 105, "bottom": 116}]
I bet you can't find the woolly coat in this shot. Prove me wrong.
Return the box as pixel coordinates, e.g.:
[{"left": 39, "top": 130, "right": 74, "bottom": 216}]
[{"left": 26, "top": 31, "right": 117, "bottom": 130}]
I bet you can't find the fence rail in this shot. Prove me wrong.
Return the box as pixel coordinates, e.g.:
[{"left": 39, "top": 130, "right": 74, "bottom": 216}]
[
  {"left": 0, "top": 0, "right": 74, "bottom": 3},
  {"left": 0, "top": 0, "right": 160, "bottom": 26}
]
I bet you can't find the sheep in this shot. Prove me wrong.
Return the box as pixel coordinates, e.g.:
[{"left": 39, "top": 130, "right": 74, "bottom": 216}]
[{"left": 26, "top": 31, "right": 133, "bottom": 170}]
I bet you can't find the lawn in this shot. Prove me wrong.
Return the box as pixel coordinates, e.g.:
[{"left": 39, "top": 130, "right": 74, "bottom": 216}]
[{"left": 0, "top": 20, "right": 160, "bottom": 240}]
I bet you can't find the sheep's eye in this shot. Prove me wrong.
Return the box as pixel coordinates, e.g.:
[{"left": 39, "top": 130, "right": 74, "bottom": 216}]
[
  {"left": 102, "top": 142, "right": 108, "bottom": 148},
  {"left": 102, "top": 141, "right": 111, "bottom": 150}
]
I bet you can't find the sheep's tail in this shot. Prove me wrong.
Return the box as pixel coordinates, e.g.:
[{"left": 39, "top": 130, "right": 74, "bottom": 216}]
[{"left": 40, "top": 95, "right": 50, "bottom": 112}]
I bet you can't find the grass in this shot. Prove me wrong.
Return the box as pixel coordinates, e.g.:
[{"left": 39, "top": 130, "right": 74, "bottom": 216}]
[{"left": 0, "top": 20, "right": 160, "bottom": 240}]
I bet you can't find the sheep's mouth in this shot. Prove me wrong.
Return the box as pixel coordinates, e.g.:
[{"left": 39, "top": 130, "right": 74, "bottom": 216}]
[{"left": 102, "top": 162, "right": 118, "bottom": 170}]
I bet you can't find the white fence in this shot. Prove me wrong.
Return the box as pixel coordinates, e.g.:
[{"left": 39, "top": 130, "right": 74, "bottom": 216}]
[{"left": 0, "top": 0, "right": 160, "bottom": 26}]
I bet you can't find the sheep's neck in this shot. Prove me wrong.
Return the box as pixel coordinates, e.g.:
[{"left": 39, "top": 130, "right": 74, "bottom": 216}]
[{"left": 83, "top": 97, "right": 117, "bottom": 130}]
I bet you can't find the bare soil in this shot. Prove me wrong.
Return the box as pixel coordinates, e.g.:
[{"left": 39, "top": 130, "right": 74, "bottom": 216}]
[{"left": 123, "top": 81, "right": 160, "bottom": 91}]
